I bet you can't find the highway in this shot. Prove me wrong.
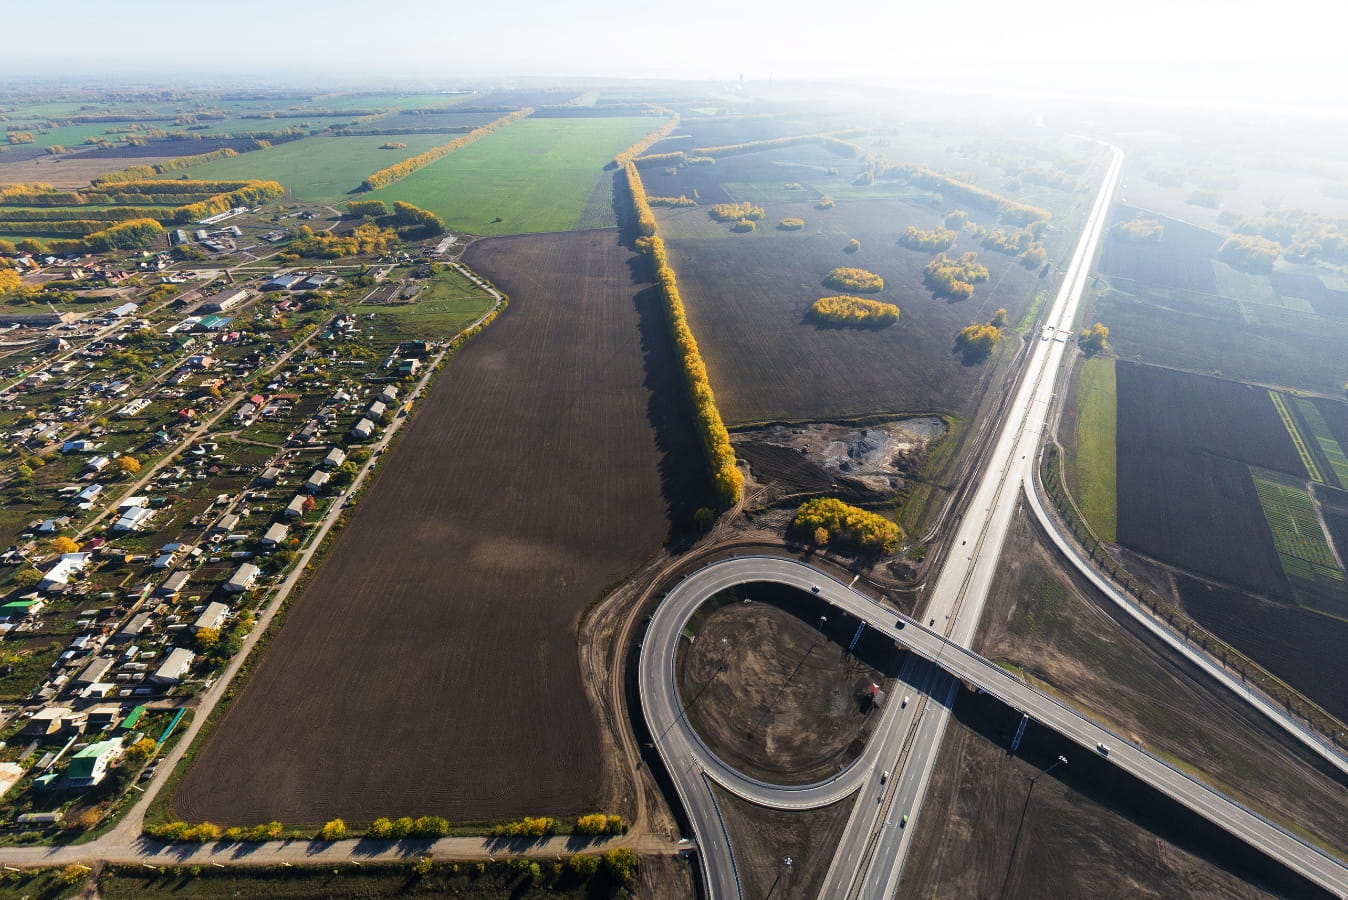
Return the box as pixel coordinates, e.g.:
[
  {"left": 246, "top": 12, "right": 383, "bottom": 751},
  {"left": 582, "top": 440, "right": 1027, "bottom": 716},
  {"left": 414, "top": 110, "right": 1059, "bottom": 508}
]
[
  {"left": 640, "top": 556, "right": 1348, "bottom": 898},
  {"left": 823, "top": 139, "right": 1127, "bottom": 899}
]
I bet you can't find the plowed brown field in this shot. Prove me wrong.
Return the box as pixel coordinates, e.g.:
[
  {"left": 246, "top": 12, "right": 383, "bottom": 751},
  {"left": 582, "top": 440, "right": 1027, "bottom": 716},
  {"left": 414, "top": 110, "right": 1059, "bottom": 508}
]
[{"left": 172, "top": 228, "right": 697, "bottom": 825}]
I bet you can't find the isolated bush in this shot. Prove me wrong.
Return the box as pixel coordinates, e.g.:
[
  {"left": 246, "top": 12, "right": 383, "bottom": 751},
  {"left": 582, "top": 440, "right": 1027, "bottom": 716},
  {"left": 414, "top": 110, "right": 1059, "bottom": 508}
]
[{"left": 317, "top": 818, "right": 347, "bottom": 841}]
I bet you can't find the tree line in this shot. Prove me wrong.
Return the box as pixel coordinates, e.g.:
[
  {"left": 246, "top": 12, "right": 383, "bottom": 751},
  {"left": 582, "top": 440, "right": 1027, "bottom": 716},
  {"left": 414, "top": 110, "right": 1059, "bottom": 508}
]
[
  {"left": 687, "top": 129, "right": 866, "bottom": 159},
  {"left": 891, "top": 164, "right": 1050, "bottom": 225},
  {"left": 625, "top": 165, "right": 741, "bottom": 506},
  {"left": 612, "top": 107, "right": 680, "bottom": 168},
  {"left": 359, "top": 107, "right": 533, "bottom": 191},
  {"left": 91, "top": 147, "right": 243, "bottom": 184}
]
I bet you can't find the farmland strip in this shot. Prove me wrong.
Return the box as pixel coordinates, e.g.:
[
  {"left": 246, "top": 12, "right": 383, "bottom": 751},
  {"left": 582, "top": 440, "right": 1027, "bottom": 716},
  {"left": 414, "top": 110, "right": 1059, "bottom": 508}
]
[
  {"left": 1268, "top": 391, "right": 1324, "bottom": 484},
  {"left": 1250, "top": 468, "right": 1342, "bottom": 580},
  {"left": 1292, "top": 397, "right": 1348, "bottom": 489},
  {"left": 358, "top": 107, "right": 533, "bottom": 191},
  {"left": 618, "top": 118, "right": 742, "bottom": 506}
]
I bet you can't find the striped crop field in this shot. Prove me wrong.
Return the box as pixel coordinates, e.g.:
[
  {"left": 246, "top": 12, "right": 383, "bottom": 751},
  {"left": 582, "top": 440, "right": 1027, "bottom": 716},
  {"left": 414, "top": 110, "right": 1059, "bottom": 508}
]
[{"left": 1250, "top": 468, "right": 1342, "bottom": 583}]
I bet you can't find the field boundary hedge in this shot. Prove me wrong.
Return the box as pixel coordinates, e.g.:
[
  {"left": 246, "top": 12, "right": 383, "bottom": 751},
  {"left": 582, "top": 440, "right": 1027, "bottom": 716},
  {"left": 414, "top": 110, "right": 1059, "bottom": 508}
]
[
  {"left": 0, "top": 180, "right": 283, "bottom": 251},
  {"left": 617, "top": 119, "right": 740, "bottom": 506},
  {"left": 91, "top": 148, "right": 245, "bottom": 184},
  {"left": 687, "top": 129, "right": 866, "bottom": 159},
  {"left": 359, "top": 108, "right": 533, "bottom": 191},
  {"left": 889, "top": 163, "right": 1050, "bottom": 224}
]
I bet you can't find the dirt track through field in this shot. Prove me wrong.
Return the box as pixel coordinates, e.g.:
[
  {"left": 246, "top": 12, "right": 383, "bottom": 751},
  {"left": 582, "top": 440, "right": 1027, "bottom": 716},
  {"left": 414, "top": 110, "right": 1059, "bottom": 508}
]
[{"left": 172, "top": 229, "right": 688, "bottom": 825}]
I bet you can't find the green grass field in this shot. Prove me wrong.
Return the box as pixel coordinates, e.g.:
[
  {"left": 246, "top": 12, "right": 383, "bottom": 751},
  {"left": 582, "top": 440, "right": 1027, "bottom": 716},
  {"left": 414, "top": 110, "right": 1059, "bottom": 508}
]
[
  {"left": 1067, "top": 356, "right": 1117, "bottom": 541},
  {"left": 364, "top": 117, "right": 655, "bottom": 236},
  {"left": 157, "top": 133, "right": 460, "bottom": 201},
  {"left": 1251, "top": 468, "right": 1343, "bottom": 582},
  {"left": 353, "top": 268, "right": 496, "bottom": 341}
]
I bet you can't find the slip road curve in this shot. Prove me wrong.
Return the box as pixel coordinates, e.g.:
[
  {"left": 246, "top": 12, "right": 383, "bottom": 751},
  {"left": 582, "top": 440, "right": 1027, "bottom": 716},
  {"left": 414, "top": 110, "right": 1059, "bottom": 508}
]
[{"left": 639, "top": 556, "right": 1348, "bottom": 899}]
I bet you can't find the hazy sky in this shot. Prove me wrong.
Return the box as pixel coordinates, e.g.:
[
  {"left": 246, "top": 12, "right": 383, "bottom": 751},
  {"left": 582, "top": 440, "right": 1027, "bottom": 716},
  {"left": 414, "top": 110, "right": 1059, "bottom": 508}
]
[{"left": 10, "top": 0, "right": 1345, "bottom": 110}]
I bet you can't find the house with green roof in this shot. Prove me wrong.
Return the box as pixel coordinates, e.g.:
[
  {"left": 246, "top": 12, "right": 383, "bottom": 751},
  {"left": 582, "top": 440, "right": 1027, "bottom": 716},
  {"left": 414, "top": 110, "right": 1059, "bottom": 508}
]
[{"left": 65, "top": 740, "right": 123, "bottom": 788}]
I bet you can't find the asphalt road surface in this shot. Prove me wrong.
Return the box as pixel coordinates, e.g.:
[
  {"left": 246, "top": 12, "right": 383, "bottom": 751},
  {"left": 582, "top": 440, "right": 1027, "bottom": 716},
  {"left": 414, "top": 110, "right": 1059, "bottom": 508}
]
[{"left": 641, "top": 556, "right": 1348, "bottom": 898}]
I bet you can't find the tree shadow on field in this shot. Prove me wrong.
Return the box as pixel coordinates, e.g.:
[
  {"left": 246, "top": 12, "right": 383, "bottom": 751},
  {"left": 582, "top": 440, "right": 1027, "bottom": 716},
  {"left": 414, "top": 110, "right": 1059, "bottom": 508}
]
[
  {"left": 611, "top": 171, "right": 717, "bottom": 541},
  {"left": 627, "top": 269, "right": 717, "bottom": 540}
]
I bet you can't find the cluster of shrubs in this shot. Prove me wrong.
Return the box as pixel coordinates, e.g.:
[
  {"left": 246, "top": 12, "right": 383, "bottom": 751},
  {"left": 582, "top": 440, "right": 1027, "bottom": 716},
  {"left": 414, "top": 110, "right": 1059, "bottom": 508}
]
[
  {"left": 972, "top": 223, "right": 1047, "bottom": 268},
  {"left": 923, "top": 251, "right": 988, "bottom": 301},
  {"left": 368, "top": 815, "right": 451, "bottom": 838},
  {"left": 573, "top": 813, "right": 629, "bottom": 835},
  {"left": 816, "top": 195, "right": 835, "bottom": 209},
  {"left": 792, "top": 497, "right": 902, "bottom": 554},
  {"left": 1219, "top": 234, "right": 1280, "bottom": 271},
  {"left": 1111, "top": 219, "right": 1165, "bottom": 244},
  {"left": 778, "top": 217, "right": 805, "bottom": 230},
  {"left": 809, "top": 295, "right": 900, "bottom": 327},
  {"left": 898, "top": 225, "right": 957, "bottom": 252},
  {"left": 648, "top": 195, "right": 696, "bottom": 207},
  {"left": 490, "top": 816, "right": 557, "bottom": 838},
  {"left": 288, "top": 223, "right": 399, "bottom": 259},
  {"left": 1078, "top": 322, "right": 1110, "bottom": 355},
  {"left": 731, "top": 219, "right": 756, "bottom": 232},
  {"left": 361, "top": 108, "right": 532, "bottom": 190},
  {"left": 710, "top": 201, "right": 764, "bottom": 223},
  {"left": 147, "top": 820, "right": 288, "bottom": 843},
  {"left": 824, "top": 266, "right": 884, "bottom": 293}
]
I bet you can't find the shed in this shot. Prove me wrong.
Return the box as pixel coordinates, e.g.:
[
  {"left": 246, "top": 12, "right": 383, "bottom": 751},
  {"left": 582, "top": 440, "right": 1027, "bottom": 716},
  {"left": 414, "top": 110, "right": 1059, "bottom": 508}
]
[
  {"left": 256, "top": 466, "right": 281, "bottom": 486},
  {"left": 367, "top": 400, "right": 387, "bottom": 419},
  {"left": 322, "top": 447, "right": 346, "bottom": 468}
]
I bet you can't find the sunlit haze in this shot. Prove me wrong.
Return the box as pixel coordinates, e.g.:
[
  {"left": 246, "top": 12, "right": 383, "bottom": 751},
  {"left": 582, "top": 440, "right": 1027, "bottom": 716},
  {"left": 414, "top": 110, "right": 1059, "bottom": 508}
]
[{"left": 6, "top": 0, "right": 1345, "bottom": 112}]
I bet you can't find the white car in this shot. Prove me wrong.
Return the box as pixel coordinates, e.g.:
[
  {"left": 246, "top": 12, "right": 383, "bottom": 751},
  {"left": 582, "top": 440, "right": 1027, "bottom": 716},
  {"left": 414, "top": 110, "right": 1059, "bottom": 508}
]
[{"left": 902, "top": 695, "right": 910, "bottom": 708}]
